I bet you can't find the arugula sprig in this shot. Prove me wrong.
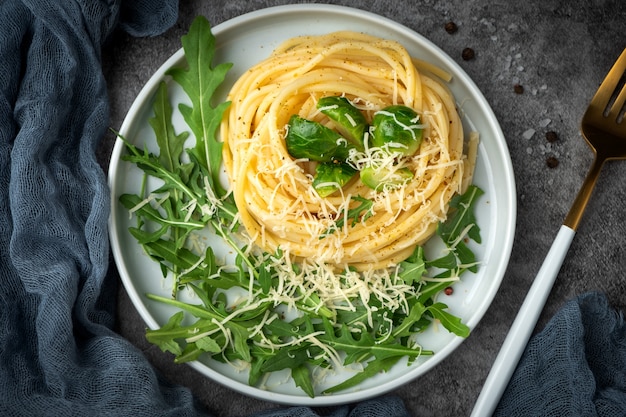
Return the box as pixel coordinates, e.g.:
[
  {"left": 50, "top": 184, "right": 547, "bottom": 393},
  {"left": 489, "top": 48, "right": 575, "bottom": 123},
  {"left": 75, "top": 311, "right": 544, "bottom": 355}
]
[
  {"left": 438, "top": 185, "right": 484, "bottom": 273},
  {"left": 119, "top": 15, "right": 485, "bottom": 398},
  {"left": 396, "top": 185, "right": 484, "bottom": 339},
  {"left": 167, "top": 16, "right": 233, "bottom": 197}
]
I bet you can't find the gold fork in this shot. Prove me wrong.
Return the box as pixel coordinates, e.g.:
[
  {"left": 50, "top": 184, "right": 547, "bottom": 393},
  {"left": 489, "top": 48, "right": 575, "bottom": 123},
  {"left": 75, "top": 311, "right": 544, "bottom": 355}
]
[
  {"left": 566, "top": 49, "right": 626, "bottom": 229},
  {"left": 472, "top": 47, "right": 626, "bottom": 417}
]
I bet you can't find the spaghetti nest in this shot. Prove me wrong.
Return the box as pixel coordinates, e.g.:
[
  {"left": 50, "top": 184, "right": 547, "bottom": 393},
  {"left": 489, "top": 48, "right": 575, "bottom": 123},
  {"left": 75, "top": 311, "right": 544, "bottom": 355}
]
[{"left": 221, "top": 31, "right": 474, "bottom": 270}]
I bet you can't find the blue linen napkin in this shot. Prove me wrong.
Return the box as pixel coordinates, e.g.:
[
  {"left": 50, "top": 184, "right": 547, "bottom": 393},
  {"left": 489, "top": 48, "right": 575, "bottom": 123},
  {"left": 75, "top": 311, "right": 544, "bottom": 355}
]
[
  {"left": 0, "top": 1, "right": 410, "bottom": 416},
  {"left": 495, "top": 291, "right": 626, "bottom": 416}
]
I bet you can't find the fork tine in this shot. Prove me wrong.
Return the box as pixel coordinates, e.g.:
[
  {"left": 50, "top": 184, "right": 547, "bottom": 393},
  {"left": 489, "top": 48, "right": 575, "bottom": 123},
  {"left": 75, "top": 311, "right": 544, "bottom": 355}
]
[
  {"left": 589, "top": 48, "right": 626, "bottom": 112},
  {"left": 608, "top": 78, "right": 626, "bottom": 123}
]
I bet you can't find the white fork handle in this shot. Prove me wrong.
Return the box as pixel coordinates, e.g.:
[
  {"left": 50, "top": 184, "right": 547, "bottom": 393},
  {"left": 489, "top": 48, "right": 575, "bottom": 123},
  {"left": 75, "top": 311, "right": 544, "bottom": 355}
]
[{"left": 470, "top": 225, "right": 576, "bottom": 417}]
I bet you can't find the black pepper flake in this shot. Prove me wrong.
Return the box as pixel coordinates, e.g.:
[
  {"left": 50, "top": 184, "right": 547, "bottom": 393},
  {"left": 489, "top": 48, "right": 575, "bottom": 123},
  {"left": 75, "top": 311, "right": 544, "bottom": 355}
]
[
  {"left": 546, "top": 156, "right": 559, "bottom": 168},
  {"left": 445, "top": 21, "right": 458, "bottom": 34},
  {"left": 462, "top": 47, "right": 475, "bottom": 61},
  {"left": 514, "top": 84, "right": 524, "bottom": 94},
  {"left": 545, "top": 131, "right": 558, "bottom": 143}
]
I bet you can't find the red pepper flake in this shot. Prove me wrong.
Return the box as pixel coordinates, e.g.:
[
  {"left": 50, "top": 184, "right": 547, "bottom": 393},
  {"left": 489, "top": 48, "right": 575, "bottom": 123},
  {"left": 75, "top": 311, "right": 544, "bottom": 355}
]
[
  {"left": 445, "top": 21, "right": 458, "bottom": 34},
  {"left": 514, "top": 84, "right": 524, "bottom": 94},
  {"left": 444, "top": 286, "right": 454, "bottom": 296},
  {"left": 462, "top": 47, "right": 475, "bottom": 61}
]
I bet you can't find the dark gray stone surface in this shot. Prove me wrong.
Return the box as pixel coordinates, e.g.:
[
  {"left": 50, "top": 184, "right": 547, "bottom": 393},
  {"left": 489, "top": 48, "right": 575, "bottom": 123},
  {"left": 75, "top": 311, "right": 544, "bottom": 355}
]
[{"left": 99, "top": 1, "right": 626, "bottom": 415}]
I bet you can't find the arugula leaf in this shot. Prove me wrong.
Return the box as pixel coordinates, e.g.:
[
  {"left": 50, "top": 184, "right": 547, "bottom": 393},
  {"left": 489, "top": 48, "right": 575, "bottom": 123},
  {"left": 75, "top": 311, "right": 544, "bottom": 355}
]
[
  {"left": 146, "top": 311, "right": 186, "bottom": 356},
  {"left": 167, "top": 16, "right": 232, "bottom": 196},
  {"left": 248, "top": 349, "right": 270, "bottom": 387},
  {"left": 398, "top": 246, "right": 426, "bottom": 284},
  {"left": 427, "top": 302, "right": 470, "bottom": 338},
  {"left": 176, "top": 344, "right": 207, "bottom": 363},
  {"left": 231, "top": 325, "right": 252, "bottom": 363},
  {"left": 318, "top": 319, "right": 426, "bottom": 365},
  {"left": 323, "top": 356, "right": 403, "bottom": 394},
  {"left": 343, "top": 195, "right": 374, "bottom": 227},
  {"left": 392, "top": 301, "right": 427, "bottom": 338},
  {"left": 145, "top": 293, "right": 260, "bottom": 362},
  {"left": 292, "top": 365, "right": 315, "bottom": 398},
  {"left": 453, "top": 240, "right": 479, "bottom": 273},
  {"left": 119, "top": 194, "right": 203, "bottom": 242},
  {"left": 195, "top": 336, "right": 221, "bottom": 353},
  {"left": 149, "top": 82, "right": 190, "bottom": 172},
  {"left": 417, "top": 280, "right": 452, "bottom": 304},
  {"left": 438, "top": 184, "right": 483, "bottom": 245},
  {"left": 426, "top": 251, "right": 458, "bottom": 270},
  {"left": 120, "top": 138, "right": 201, "bottom": 207},
  {"left": 261, "top": 345, "right": 313, "bottom": 373}
]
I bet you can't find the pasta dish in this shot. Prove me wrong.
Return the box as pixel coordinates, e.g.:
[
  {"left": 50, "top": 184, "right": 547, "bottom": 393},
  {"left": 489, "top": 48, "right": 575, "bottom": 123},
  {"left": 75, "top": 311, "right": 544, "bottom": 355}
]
[{"left": 118, "top": 17, "right": 486, "bottom": 398}]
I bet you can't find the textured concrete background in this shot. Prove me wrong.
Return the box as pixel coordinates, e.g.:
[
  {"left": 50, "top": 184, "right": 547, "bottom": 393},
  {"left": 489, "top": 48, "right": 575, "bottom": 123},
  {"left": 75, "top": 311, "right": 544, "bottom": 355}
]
[{"left": 99, "top": 1, "right": 626, "bottom": 415}]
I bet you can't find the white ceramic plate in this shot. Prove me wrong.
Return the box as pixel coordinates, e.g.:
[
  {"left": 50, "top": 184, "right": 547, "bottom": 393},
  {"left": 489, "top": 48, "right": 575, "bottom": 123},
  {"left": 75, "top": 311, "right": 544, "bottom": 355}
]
[{"left": 108, "top": 4, "right": 516, "bottom": 406}]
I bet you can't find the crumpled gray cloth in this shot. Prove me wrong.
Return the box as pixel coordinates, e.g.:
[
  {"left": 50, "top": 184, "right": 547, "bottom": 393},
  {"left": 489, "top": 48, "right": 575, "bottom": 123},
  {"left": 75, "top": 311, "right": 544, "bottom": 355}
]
[
  {"left": 0, "top": 1, "right": 410, "bottom": 416},
  {"left": 495, "top": 291, "right": 626, "bottom": 416}
]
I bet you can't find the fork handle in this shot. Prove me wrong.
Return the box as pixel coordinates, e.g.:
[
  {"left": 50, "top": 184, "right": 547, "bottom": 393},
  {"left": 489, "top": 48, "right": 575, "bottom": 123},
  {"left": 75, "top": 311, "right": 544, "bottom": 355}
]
[{"left": 470, "top": 225, "right": 576, "bottom": 417}]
